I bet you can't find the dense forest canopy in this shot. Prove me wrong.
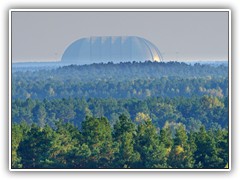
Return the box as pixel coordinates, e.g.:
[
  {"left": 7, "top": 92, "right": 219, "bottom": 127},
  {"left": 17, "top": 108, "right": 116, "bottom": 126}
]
[
  {"left": 12, "top": 61, "right": 228, "bottom": 100},
  {"left": 12, "top": 96, "right": 228, "bottom": 131},
  {"left": 12, "top": 116, "right": 228, "bottom": 169},
  {"left": 11, "top": 61, "right": 229, "bottom": 169}
]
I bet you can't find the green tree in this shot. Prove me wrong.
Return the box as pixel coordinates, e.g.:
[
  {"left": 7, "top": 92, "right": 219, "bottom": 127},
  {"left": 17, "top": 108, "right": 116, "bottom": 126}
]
[
  {"left": 81, "top": 116, "right": 114, "bottom": 168},
  {"left": 33, "top": 104, "right": 47, "bottom": 127},
  {"left": 113, "top": 115, "right": 140, "bottom": 168},
  {"left": 65, "top": 143, "right": 91, "bottom": 168},
  {"left": 11, "top": 122, "right": 30, "bottom": 168},
  {"left": 159, "top": 126, "right": 173, "bottom": 157},
  {"left": 135, "top": 120, "right": 167, "bottom": 168},
  {"left": 18, "top": 124, "right": 53, "bottom": 168},
  {"left": 168, "top": 124, "right": 194, "bottom": 168},
  {"left": 194, "top": 126, "right": 225, "bottom": 168},
  {"left": 215, "top": 129, "right": 229, "bottom": 168},
  {"left": 50, "top": 121, "right": 82, "bottom": 168}
]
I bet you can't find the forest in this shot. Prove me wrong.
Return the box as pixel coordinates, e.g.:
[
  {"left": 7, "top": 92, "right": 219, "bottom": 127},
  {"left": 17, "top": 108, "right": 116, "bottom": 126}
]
[{"left": 11, "top": 61, "right": 229, "bottom": 169}]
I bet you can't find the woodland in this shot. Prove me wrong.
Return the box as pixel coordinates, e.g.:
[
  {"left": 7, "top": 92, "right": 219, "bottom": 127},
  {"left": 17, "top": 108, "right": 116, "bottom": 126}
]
[{"left": 11, "top": 61, "right": 229, "bottom": 169}]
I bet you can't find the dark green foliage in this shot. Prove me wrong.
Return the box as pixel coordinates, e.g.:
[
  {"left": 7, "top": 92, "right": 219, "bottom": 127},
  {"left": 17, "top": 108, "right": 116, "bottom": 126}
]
[
  {"left": 12, "top": 96, "right": 229, "bottom": 131},
  {"left": 81, "top": 117, "right": 114, "bottom": 168},
  {"left": 135, "top": 120, "right": 167, "bottom": 168},
  {"left": 168, "top": 124, "right": 195, "bottom": 168},
  {"left": 12, "top": 117, "right": 228, "bottom": 169},
  {"left": 49, "top": 121, "right": 82, "bottom": 168},
  {"left": 11, "top": 122, "right": 30, "bottom": 168},
  {"left": 17, "top": 124, "right": 53, "bottom": 168},
  {"left": 193, "top": 126, "right": 227, "bottom": 168},
  {"left": 112, "top": 115, "right": 140, "bottom": 168}
]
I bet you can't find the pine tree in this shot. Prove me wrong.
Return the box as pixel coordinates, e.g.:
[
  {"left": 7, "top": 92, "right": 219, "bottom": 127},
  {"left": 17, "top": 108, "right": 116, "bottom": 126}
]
[
  {"left": 50, "top": 121, "right": 82, "bottom": 168},
  {"left": 168, "top": 124, "right": 194, "bottom": 168},
  {"left": 135, "top": 119, "right": 167, "bottom": 168},
  {"left": 194, "top": 126, "right": 225, "bottom": 168},
  {"left": 112, "top": 115, "right": 140, "bottom": 168},
  {"left": 81, "top": 116, "right": 114, "bottom": 168},
  {"left": 18, "top": 124, "right": 53, "bottom": 168}
]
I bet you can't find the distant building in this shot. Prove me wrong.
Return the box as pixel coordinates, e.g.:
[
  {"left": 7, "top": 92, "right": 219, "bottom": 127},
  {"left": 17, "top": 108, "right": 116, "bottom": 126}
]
[{"left": 61, "top": 36, "right": 163, "bottom": 64}]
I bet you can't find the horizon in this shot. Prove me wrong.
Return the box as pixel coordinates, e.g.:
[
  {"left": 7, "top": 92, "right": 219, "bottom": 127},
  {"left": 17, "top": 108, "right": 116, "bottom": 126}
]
[{"left": 12, "top": 59, "right": 228, "bottom": 64}]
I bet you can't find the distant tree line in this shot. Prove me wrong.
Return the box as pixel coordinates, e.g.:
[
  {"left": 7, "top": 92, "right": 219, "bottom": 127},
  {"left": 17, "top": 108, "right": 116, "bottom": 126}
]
[
  {"left": 12, "top": 61, "right": 228, "bottom": 82},
  {"left": 12, "top": 61, "right": 228, "bottom": 100},
  {"left": 12, "top": 76, "right": 228, "bottom": 100}
]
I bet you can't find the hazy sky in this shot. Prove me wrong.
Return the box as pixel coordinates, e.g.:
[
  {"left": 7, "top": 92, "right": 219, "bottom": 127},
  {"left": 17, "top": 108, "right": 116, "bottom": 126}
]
[{"left": 12, "top": 11, "right": 229, "bottom": 62}]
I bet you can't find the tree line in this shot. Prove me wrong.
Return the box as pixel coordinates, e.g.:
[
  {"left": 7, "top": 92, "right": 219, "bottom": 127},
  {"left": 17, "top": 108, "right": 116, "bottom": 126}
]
[{"left": 12, "top": 115, "right": 228, "bottom": 169}]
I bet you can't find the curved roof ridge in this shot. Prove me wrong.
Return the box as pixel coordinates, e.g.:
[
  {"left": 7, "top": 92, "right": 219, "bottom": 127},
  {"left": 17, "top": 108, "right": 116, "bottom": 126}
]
[
  {"left": 146, "top": 39, "right": 163, "bottom": 61},
  {"left": 138, "top": 37, "right": 154, "bottom": 61}
]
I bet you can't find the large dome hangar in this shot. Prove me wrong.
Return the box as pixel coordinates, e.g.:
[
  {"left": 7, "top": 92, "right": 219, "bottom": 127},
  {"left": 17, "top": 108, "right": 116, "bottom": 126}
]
[{"left": 61, "top": 36, "right": 163, "bottom": 64}]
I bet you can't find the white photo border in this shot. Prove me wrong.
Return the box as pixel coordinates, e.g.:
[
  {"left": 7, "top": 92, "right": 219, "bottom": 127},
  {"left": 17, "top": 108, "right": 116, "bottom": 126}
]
[{"left": 9, "top": 8, "right": 231, "bottom": 172}]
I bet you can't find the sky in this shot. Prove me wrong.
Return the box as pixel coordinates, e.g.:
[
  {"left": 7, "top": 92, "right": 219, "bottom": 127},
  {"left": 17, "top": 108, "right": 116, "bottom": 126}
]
[{"left": 11, "top": 10, "right": 229, "bottom": 62}]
